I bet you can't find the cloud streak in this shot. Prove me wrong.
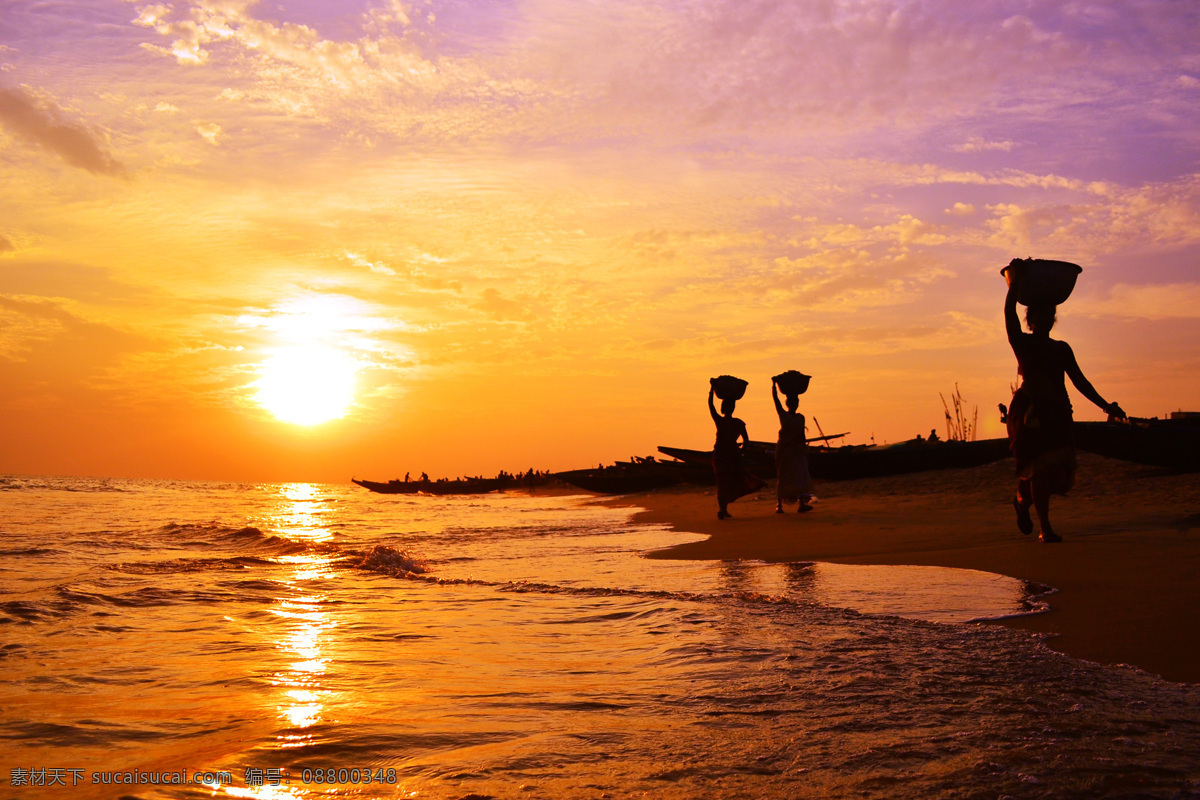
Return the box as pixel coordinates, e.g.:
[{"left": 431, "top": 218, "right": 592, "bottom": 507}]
[
  {"left": 0, "top": 85, "right": 127, "bottom": 176},
  {"left": 1076, "top": 283, "right": 1200, "bottom": 321}
]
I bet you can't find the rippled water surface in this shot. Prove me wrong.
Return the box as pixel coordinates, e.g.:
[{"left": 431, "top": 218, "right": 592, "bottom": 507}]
[{"left": 3, "top": 476, "right": 1200, "bottom": 799}]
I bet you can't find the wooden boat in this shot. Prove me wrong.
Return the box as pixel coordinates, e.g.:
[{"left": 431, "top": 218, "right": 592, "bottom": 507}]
[
  {"left": 656, "top": 444, "right": 771, "bottom": 476},
  {"left": 658, "top": 436, "right": 1011, "bottom": 481},
  {"left": 352, "top": 477, "right": 509, "bottom": 495},
  {"left": 554, "top": 458, "right": 712, "bottom": 494},
  {"left": 806, "top": 437, "right": 1010, "bottom": 480},
  {"left": 1073, "top": 417, "right": 1200, "bottom": 471}
]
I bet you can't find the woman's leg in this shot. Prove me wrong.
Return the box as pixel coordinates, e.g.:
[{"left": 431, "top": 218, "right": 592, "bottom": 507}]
[
  {"left": 1014, "top": 478, "right": 1033, "bottom": 535},
  {"left": 1030, "top": 475, "right": 1060, "bottom": 542}
]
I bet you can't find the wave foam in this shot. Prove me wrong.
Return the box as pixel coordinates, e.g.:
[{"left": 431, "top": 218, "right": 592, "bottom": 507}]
[{"left": 354, "top": 545, "right": 428, "bottom": 577}]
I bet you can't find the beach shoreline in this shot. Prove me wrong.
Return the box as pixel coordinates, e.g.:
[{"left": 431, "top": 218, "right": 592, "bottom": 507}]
[{"left": 602, "top": 453, "right": 1200, "bottom": 684}]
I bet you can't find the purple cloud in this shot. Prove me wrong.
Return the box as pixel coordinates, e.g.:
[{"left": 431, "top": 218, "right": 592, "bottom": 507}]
[{"left": 0, "top": 85, "right": 127, "bottom": 176}]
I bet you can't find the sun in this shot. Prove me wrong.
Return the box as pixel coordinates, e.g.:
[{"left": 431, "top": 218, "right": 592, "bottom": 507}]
[{"left": 256, "top": 346, "right": 357, "bottom": 426}]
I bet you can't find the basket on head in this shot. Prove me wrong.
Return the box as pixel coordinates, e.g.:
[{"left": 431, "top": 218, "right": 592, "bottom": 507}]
[
  {"left": 710, "top": 375, "right": 748, "bottom": 401},
  {"left": 1001, "top": 258, "right": 1083, "bottom": 306},
  {"left": 773, "top": 370, "right": 811, "bottom": 396}
]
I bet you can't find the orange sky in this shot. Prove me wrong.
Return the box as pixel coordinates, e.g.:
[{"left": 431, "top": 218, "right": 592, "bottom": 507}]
[{"left": 2, "top": 0, "right": 1199, "bottom": 481}]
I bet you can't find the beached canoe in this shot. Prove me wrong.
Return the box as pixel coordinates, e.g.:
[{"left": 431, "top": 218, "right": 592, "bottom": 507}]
[
  {"left": 658, "top": 436, "right": 1011, "bottom": 481},
  {"left": 807, "top": 437, "right": 1011, "bottom": 480},
  {"left": 553, "top": 468, "right": 684, "bottom": 495},
  {"left": 352, "top": 477, "right": 509, "bottom": 495},
  {"left": 1073, "top": 418, "right": 1200, "bottom": 471},
  {"left": 554, "top": 458, "right": 712, "bottom": 494}
]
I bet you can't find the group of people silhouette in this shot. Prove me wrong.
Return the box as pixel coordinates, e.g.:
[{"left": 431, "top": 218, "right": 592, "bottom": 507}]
[
  {"left": 709, "top": 372, "right": 814, "bottom": 520},
  {"left": 707, "top": 259, "right": 1126, "bottom": 543}
]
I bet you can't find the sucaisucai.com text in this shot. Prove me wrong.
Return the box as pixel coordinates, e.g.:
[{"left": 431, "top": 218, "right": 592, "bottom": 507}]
[{"left": 8, "top": 767, "right": 234, "bottom": 788}]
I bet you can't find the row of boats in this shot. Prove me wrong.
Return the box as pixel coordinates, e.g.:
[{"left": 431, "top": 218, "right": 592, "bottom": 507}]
[
  {"left": 351, "top": 474, "right": 544, "bottom": 495},
  {"left": 554, "top": 436, "right": 1012, "bottom": 494},
  {"left": 353, "top": 415, "right": 1200, "bottom": 496}
]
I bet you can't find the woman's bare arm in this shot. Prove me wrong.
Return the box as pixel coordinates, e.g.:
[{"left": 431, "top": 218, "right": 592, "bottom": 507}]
[
  {"left": 1063, "top": 342, "right": 1124, "bottom": 417},
  {"left": 1005, "top": 264, "right": 1023, "bottom": 346},
  {"left": 709, "top": 387, "right": 720, "bottom": 424},
  {"left": 737, "top": 419, "right": 750, "bottom": 447}
]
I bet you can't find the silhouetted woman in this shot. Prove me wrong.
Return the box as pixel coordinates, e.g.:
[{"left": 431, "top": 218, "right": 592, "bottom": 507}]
[
  {"left": 772, "top": 378, "right": 814, "bottom": 513},
  {"left": 1005, "top": 263, "right": 1124, "bottom": 542},
  {"left": 709, "top": 387, "right": 765, "bottom": 519}
]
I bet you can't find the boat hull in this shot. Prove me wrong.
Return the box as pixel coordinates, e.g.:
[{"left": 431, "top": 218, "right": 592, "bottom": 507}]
[
  {"left": 554, "top": 459, "right": 713, "bottom": 494},
  {"left": 809, "top": 438, "right": 1010, "bottom": 480},
  {"left": 658, "top": 438, "right": 1011, "bottom": 481},
  {"left": 1073, "top": 420, "right": 1200, "bottom": 471},
  {"left": 352, "top": 478, "right": 507, "bottom": 495}
]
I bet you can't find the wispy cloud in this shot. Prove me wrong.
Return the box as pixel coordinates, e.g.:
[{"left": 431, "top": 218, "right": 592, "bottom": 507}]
[
  {"left": 1075, "top": 283, "right": 1200, "bottom": 321},
  {"left": 0, "top": 293, "right": 146, "bottom": 362},
  {"left": 952, "top": 138, "right": 1015, "bottom": 154},
  {"left": 98, "top": 0, "right": 1200, "bottom": 171},
  {"left": 0, "top": 85, "right": 127, "bottom": 176},
  {"left": 984, "top": 176, "right": 1200, "bottom": 254}
]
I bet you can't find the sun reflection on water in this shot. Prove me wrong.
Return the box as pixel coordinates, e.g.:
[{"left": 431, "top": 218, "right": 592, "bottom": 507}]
[
  {"left": 219, "top": 785, "right": 308, "bottom": 799},
  {"left": 269, "top": 583, "right": 335, "bottom": 746},
  {"left": 265, "top": 483, "right": 338, "bottom": 544},
  {"left": 265, "top": 485, "right": 341, "bottom": 750}
]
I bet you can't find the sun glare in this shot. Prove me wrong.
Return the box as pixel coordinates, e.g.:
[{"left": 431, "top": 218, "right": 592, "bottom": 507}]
[{"left": 256, "top": 347, "right": 357, "bottom": 426}]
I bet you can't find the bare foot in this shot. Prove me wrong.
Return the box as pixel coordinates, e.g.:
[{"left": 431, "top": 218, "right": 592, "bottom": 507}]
[{"left": 1013, "top": 497, "right": 1033, "bottom": 535}]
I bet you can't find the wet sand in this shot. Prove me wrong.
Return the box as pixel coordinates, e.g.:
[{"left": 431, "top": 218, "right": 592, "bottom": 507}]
[{"left": 606, "top": 453, "right": 1200, "bottom": 684}]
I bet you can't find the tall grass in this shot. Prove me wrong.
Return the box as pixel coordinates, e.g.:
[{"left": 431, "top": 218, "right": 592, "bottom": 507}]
[{"left": 940, "top": 384, "right": 978, "bottom": 442}]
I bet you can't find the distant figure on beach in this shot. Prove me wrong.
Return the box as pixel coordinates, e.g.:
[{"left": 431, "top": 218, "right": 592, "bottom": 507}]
[
  {"left": 1004, "top": 262, "right": 1125, "bottom": 542},
  {"left": 709, "top": 385, "right": 766, "bottom": 519},
  {"left": 772, "top": 378, "right": 814, "bottom": 514}
]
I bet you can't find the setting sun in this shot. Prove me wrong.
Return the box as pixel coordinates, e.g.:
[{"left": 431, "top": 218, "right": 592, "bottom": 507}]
[{"left": 256, "top": 347, "right": 357, "bottom": 426}]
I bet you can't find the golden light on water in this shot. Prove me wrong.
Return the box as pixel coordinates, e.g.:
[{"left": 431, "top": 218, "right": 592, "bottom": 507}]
[
  {"left": 219, "top": 784, "right": 307, "bottom": 799},
  {"left": 269, "top": 590, "right": 335, "bottom": 746},
  {"left": 266, "top": 485, "right": 339, "bottom": 748},
  {"left": 269, "top": 484, "right": 338, "bottom": 545},
  {"left": 283, "top": 688, "right": 323, "bottom": 728}
]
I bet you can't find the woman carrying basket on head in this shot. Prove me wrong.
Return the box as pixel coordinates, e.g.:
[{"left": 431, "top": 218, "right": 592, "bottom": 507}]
[
  {"left": 1003, "top": 259, "right": 1125, "bottom": 542},
  {"left": 772, "top": 372, "right": 814, "bottom": 514},
  {"left": 709, "top": 377, "right": 766, "bottom": 520}
]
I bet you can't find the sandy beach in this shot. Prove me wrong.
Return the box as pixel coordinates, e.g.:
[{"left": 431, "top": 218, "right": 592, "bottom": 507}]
[{"left": 607, "top": 453, "right": 1200, "bottom": 685}]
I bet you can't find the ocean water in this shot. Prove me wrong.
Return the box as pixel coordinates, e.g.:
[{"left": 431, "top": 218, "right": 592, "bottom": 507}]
[{"left": 3, "top": 476, "right": 1200, "bottom": 800}]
